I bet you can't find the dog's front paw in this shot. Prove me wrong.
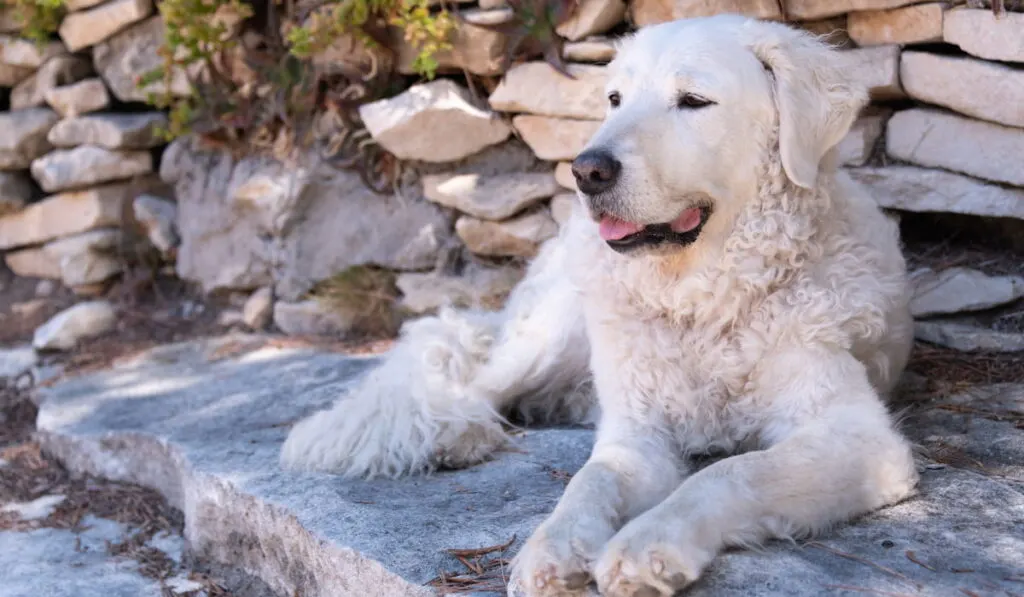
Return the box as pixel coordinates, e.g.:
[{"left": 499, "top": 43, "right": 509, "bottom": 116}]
[
  {"left": 593, "top": 517, "right": 711, "bottom": 597},
  {"left": 507, "top": 518, "right": 613, "bottom": 597}
]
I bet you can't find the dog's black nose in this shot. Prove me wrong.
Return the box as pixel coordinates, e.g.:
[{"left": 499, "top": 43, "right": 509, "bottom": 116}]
[{"left": 572, "top": 150, "right": 621, "bottom": 195}]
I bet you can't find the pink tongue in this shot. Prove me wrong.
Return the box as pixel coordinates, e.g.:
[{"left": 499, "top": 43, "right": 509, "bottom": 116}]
[
  {"left": 599, "top": 216, "right": 644, "bottom": 241},
  {"left": 670, "top": 207, "right": 703, "bottom": 233}
]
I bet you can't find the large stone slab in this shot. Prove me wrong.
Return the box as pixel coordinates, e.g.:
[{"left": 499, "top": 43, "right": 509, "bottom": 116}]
[
  {"left": 0, "top": 107, "right": 59, "bottom": 170},
  {"left": 836, "top": 45, "right": 904, "bottom": 100},
  {"left": 943, "top": 7, "right": 1024, "bottom": 63},
  {"left": 360, "top": 79, "right": 511, "bottom": 163},
  {"left": 47, "top": 112, "right": 167, "bottom": 149},
  {"left": 59, "top": 0, "right": 153, "bottom": 52},
  {"left": 0, "top": 35, "right": 65, "bottom": 68},
  {"left": 0, "top": 183, "right": 128, "bottom": 250},
  {"left": 4, "top": 246, "right": 62, "bottom": 279},
  {"left": 31, "top": 146, "right": 153, "bottom": 192},
  {"left": 10, "top": 55, "right": 93, "bottom": 110},
  {"left": 901, "top": 51, "right": 1024, "bottom": 129},
  {"left": 43, "top": 228, "right": 123, "bottom": 287},
  {"left": 886, "top": 108, "right": 1024, "bottom": 187},
  {"left": 836, "top": 109, "right": 889, "bottom": 167},
  {"left": 0, "top": 171, "right": 33, "bottom": 215},
  {"left": 456, "top": 209, "right": 558, "bottom": 257},
  {"left": 33, "top": 336, "right": 1024, "bottom": 597},
  {"left": 631, "top": 0, "right": 781, "bottom": 26},
  {"left": 392, "top": 16, "right": 507, "bottom": 77},
  {"left": 915, "top": 320, "right": 1024, "bottom": 353},
  {"left": 563, "top": 38, "right": 616, "bottom": 63},
  {"left": 910, "top": 267, "right": 1024, "bottom": 318},
  {"left": 847, "top": 2, "right": 945, "bottom": 46},
  {"left": 44, "top": 78, "right": 112, "bottom": 117},
  {"left": 556, "top": 0, "right": 626, "bottom": 42},
  {"left": 512, "top": 116, "right": 602, "bottom": 161},
  {"left": 490, "top": 62, "right": 607, "bottom": 120},
  {"left": 0, "top": 60, "right": 33, "bottom": 86},
  {"left": 93, "top": 16, "right": 192, "bottom": 103},
  {"left": 847, "top": 165, "right": 1024, "bottom": 220},
  {"left": 785, "top": 0, "right": 920, "bottom": 21},
  {"left": 421, "top": 171, "right": 559, "bottom": 220}
]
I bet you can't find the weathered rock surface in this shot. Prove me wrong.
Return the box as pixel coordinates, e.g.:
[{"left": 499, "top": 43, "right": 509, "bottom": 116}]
[
  {"left": 43, "top": 78, "right": 111, "bottom": 117},
  {"left": 243, "top": 287, "right": 274, "bottom": 330},
  {"left": 0, "top": 108, "right": 59, "bottom": 170},
  {"left": 550, "top": 192, "right": 580, "bottom": 226},
  {"left": 631, "top": 0, "right": 781, "bottom": 26},
  {"left": 489, "top": 62, "right": 607, "bottom": 120},
  {"left": 360, "top": 79, "right": 511, "bottom": 163},
  {"left": 900, "top": 51, "right": 1024, "bottom": 129},
  {"left": 886, "top": 108, "right": 1024, "bottom": 187},
  {"left": 0, "top": 183, "right": 128, "bottom": 250},
  {"left": 836, "top": 45, "right": 903, "bottom": 100},
  {"left": 396, "top": 264, "right": 523, "bottom": 314},
  {"left": 59, "top": 0, "right": 153, "bottom": 52},
  {"left": 43, "top": 228, "right": 122, "bottom": 287},
  {"left": 272, "top": 300, "right": 355, "bottom": 336},
  {"left": 797, "top": 16, "right": 853, "bottom": 47},
  {"left": 512, "top": 116, "right": 602, "bottom": 162},
  {"left": 422, "top": 171, "right": 559, "bottom": 220},
  {"left": 786, "top": 0, "right": 920, "bottom": 20},
  {"left": 163, "top": 139, "right": 452, "bottom": 298},
  {"left": 10, "top": 55, "right": 93, "bottom": 110},
  {"left": 555, "top": 161, "right": 576, "bottom": 191},
  {"left": 457, "top": 209, "right": 558, "bottom": 257},
  {"left": 0, "top": 171, "right": 33, "bottom": 215},
  {"left": 915, "top": 320, "right": 1024, "bottom": 353},
  {"left": 393, "top": 17, "right": 506, "bottom": 76},
  {"left": 33, "top": 300, "right": 116, "bottom": 351},
  {"left": 47, "top": 112, "right": 167, "bottom": 149},
  {"left": 910, "top": 267, "right": 1024, "bottom": 319},
  {"left": 0, "top": 35, "right": 64, "bottom": 68},
  {"left": 65, "top": 0, "right": 108, "bottom": 10},
  {"left": 93, "top": 16, "right": 192, "bottom": 102},
  {"left": 563, "top": 37, "right": 616, "bottom": 63},
  {"left": 0, "top": 346, "right": 38, "bottom": 380},
  {"left": 943, "top": 7, "right": 1024, "bottom": 63},
  {"left": 847, "top": 165, "right": 1024, "bottom": 220},
  {"left": 132, "top": 193, "right": 178, "bottom": 254},
  {"left": 33, "top": 336, "right": 1024, "bottom": 597},
  {"left": 0, "top": 61, "right": 33, "bottom": 86},
  {"left": 31, "top": 146, "right": 153, "bottom": 193},
  {"left": 4, "top": 247, "right": 61, "bottom": 279},
  {"left": 836, "top": 109, "right": 889, "bottom": 167},
  {"left": 847, "top": 2, "right": 945, "bottom": 46},
  {"left": 556, "top": 0, "right": 626, "bottom": 42}
]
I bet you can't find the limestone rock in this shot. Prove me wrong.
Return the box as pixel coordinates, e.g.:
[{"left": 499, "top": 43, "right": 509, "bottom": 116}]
[
  {"left": 631, "top": 0, "right": 781, "bottom": 26},
  {"left": 835, "top": 45, "right": 904, "bottom": 100},
  {"left": 33, "top": 300, "right": 117, "bottom": 350},
  {"left": 43, "top": 78, "right": 111, "bottom": 117},
  {"left": 0, "top": 171, "right": 33, "bottom": 215},
  {"left": 0, "top": 61, "right": 33, "bottom": 86},
  {"left": 786, "top": 0, "right": 920, "bottom": 21},
  {"left": 836, "top": 109, "right": 889, "bottom": 167},
  {"left": 0, "top": 183, "right": 129, "bottom": 250},
  {"left": 847, "top": 165, "right": 1024, "bottom": 220},
  {"left": 132, "top": 194, "right": 178, "bottom": 254},
  {"left": 797, "top": 16, "right": 853, "bottom": 48},
  {"left": 242, "top": 287, "right": 273, "bottom": 330},
  {"left": 30, "top": 146, "right": 153, "bottom": 192},
  {"left": 0, "top": 108, "right": 59, "bottom": 170},
  {"left": 886, "top": 108, "right": 1024, "bottom": 187},
  {"left": 489, "top": 62, "right": 607, "bottom": 120},
  {"left": 4, "top": 247, "right": 61, "bottom": 279},
  {"left": 563, "top": 37, "right": 616, "bottom": 63},
  {"left": 457, "top": 209, "right": 558, "bottom": 257},
  {"left": 93, "top": 16, "right": 192, "bottom": 102},
  {"left": 550, "top": 192, "right": 580, "bottom": 226},
  {"left": 512, "top": 115, "right": 601, "bottom": 161},
  {"left": 848, "top": 2, "right": 945, "bottom": 46},
  {"left": 10, "top": 55, "right": 93, "bottom": 110},
  {"left": 59, "top": 0, "right": 153, "bottom": 52},
  {"left": 943, "top": 7, "right": 1024, "bottom": 63},
  {"left": 556, "top": 0, "right": 626, "bottom": 42},
  {"left": 396, "top": 264, "right": 524, "bottom": 314},
  {"left": 0, "top": 346, "right": 38, "bottom": 380},
  {"left": 900, "top": 51, "right": 1024, "bottom": 129},
  {"left": 910, "top": 267, "right": 1024, "bottom": 319},
  {"left": 0, "top": 35, "right": 64, "bottom": 68},
  {"left": 65, "top": 0, "right": 107, "bottom": 10},
  {"left": 393, "top": 17, "right": 506, "bottom": 76},
  {"left": 360, "top": 79, "right": 511, "bottom": 163},
  {"left": 47, "top": 112, "right": 168, "bottom": 149},
  {"left": 555, "top": 161, "right": 576, "bottom": 191},
  {"left": 43, "top": 228, "right": 123, "bottom": 287},
  {"left": 272, "top": 300, "right": 354, "bottom": 336},
  {"left": 915, "top": 320, "right": 1024, "bottom": 353},
  {"left": 421, "top": 171, "right": 559, "bottom": 220},
  {"left": 0, "top": 7, "right": 19, "bottom": 32}
]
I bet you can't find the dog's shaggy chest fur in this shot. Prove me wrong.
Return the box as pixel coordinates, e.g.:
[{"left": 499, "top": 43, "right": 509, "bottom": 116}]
[{"left": 281, "top": 14, "right": 919, "bottom": 597}]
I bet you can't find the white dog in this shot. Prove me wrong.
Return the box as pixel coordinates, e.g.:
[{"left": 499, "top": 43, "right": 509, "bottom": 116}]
[{"left": 281, "top": 14, "right": 920, "bottom": 597}]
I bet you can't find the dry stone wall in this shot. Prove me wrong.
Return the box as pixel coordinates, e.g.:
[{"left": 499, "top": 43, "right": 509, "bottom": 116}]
[{"left": 1, "top": 0, "right": 1022, "bottom": 343}]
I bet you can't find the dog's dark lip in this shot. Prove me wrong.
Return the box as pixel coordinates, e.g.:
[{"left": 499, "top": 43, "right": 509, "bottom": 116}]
[{"left": 602, "top": 205, "right": 713, "bottom": 254}]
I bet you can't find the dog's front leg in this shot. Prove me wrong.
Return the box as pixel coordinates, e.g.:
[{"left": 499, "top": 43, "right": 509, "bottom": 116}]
[
  {"left": 509, "top": 422, "right": 687, "bottom": 597},
  {"left": 594, "top": 352, "right": 919, "bottom": 597}
]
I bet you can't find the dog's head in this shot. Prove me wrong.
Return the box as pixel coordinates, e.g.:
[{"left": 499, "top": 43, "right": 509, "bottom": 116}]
[{"left": 572, "top": 15, "right": 867, "bottom": 256}]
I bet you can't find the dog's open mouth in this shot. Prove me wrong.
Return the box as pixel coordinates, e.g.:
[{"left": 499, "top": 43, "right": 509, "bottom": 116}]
[{"left": 598, "top": 205, "right": 711, "bottom": 253}]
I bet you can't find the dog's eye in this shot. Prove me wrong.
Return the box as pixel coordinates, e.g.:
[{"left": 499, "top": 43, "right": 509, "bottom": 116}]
[
  {"left": 608, "top": 92, "right": 621, "bottom": 108},
  {"left": 676, "top": 93, "right": 714, "bottom": 109}
]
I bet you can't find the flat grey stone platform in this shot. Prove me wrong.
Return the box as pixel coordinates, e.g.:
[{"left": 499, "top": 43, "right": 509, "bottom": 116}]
[{"left": 34, "top": 335, "right": 1024, "bottom": 596}]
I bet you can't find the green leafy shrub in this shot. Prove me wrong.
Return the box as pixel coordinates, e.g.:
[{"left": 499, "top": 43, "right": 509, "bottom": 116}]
[{"left": 2, "top": 0, "right": 65, "bottom": 45}]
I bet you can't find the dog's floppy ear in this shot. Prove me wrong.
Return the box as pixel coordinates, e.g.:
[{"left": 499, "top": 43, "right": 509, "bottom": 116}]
[{"left": 746, "top": 24, "right": 868, "bottom": 189}]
